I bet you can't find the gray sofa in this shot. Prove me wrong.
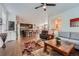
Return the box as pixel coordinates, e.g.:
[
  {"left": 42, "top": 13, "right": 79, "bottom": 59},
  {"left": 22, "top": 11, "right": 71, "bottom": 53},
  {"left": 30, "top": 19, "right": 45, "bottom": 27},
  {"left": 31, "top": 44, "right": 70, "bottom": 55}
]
[{"left": 58, "top": 32, "right": 79, "bottom": 50}]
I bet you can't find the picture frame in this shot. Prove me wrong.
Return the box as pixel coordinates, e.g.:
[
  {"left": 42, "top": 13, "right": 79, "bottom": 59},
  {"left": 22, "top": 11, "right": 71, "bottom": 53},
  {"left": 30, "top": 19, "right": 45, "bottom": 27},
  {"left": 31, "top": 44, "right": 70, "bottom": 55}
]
[
  {"left": 8, "top": 21, "right": 15, "bottom": 31},
  {"left": 70, "top": 18, "right": 79, "bottom": 27}
]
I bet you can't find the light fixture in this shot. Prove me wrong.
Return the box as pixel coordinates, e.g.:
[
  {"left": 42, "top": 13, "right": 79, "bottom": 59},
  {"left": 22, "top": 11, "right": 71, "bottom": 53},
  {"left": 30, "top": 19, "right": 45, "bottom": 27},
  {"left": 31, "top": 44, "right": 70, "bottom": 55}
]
[
  {"left": 43, "top": 5, "right": 46, "bottom": 9},
  {"left": 43, "top": 3, "right": 47, "bottom": 11}
]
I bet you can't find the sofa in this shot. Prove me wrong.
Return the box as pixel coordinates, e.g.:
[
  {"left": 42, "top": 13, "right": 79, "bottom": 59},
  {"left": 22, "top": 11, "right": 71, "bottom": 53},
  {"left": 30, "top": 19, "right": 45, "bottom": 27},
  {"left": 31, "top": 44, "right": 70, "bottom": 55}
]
[{"left": 58, "top": 32, "right": 79, "bottom": 50}]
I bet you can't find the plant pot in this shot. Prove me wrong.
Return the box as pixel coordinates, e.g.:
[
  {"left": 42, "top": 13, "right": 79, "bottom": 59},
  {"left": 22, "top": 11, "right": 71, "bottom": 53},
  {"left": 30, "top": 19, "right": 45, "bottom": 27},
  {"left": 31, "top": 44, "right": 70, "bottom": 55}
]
[{"left": 56, "top": 40, "right": 61, "bottom": 46}]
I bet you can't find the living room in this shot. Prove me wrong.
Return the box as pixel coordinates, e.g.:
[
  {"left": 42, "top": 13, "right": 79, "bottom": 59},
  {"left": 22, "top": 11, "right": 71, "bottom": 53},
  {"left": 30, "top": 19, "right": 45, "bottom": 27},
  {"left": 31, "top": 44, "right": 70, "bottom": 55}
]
[{"left": 0, "top": 3, "right": 79, "bottom": 56}]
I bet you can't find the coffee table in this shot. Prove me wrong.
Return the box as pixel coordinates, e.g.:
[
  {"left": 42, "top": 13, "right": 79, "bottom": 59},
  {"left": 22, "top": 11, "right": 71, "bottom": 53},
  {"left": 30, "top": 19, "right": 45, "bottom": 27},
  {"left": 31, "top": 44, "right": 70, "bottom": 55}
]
[{"left": 44, "top": 39, "right": 75, "bottom": 56}]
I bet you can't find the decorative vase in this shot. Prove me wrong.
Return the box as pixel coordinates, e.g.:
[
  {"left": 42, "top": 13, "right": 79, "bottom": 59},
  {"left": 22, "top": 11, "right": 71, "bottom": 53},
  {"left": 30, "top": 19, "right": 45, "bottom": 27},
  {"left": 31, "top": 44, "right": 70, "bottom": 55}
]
[{"left": 0, "top": 33, "right": 7, "bottom": 48}]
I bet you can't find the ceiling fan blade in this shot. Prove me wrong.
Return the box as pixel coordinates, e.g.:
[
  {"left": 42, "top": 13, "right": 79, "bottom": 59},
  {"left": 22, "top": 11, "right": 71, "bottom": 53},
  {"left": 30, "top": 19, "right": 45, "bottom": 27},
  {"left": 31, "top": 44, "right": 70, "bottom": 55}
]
[
  {"left": 35, "top": 4, "right": 43, "bottom": 9},
  {"left": 41, "top": 3, "right": 44, "bottom": 5},
  {"left": 46, "top": 3, "right": 56, "bottom": 6}
]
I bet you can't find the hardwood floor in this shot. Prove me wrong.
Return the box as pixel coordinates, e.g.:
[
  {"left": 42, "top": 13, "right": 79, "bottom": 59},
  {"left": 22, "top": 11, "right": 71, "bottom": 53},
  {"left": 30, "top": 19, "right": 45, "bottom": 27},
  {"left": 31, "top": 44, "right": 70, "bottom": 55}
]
[
  {"left": 0, "top": 34, "right": 40, "bottom": 56},
  {"left": 0, "top": 34, "right": 79, "bottom": 56}
]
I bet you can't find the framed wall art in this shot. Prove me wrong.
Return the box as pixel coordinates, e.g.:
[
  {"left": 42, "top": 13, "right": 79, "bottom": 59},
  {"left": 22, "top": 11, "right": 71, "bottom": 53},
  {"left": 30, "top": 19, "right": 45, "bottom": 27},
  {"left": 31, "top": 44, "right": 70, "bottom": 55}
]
[
  {"left": 70, "top": 18, "right": 79, "bottom": 27},
  {"left": 8, "top": 21, "right": 15, "bottom": 31}
]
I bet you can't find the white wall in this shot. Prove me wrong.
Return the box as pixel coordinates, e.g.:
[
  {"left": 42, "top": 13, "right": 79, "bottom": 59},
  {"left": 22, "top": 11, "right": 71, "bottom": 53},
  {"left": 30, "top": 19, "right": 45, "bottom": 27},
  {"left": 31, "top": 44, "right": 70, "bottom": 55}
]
[
  {"left": 6, "top": 13, "right": 16, "bottom": 42},
  {"left": 0, "top": 4, "right": 16, "bottom": 47},
  {"left": 49, "top": 7, "right": 79, "bottom": 32},
  {"left": 0, "top": 4, "right": 2, "bottom": 17},
  {"left": 0, "top": 4, "right": 2, "bottom": 33},
  {"left": 0, "top": 4, "right": 4, "bottom": 47}
]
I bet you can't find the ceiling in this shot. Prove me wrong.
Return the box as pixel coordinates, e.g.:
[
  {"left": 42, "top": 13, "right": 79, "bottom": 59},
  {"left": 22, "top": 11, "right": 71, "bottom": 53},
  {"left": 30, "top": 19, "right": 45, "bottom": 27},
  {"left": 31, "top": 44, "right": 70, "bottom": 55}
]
[{"left": 4, "top": 3, "right": 79, "bottom": 25}]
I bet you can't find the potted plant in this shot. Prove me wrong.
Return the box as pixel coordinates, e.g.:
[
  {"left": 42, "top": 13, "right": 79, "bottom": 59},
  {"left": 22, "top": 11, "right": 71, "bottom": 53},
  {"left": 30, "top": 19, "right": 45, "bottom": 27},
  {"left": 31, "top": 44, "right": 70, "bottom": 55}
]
[{"left": 56, "top": 37, "right": 61, "bottom": 46}]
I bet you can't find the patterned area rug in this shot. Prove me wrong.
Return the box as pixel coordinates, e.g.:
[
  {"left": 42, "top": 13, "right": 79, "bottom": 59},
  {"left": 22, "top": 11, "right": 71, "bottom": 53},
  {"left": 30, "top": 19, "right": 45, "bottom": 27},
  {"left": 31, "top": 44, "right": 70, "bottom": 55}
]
[
  {"left": 23, "top": 48, "right": 79, "bottom": 56},
  {"left": 23, "top": 40, "right": 79, "bottom": 56},
  {"left": 50, "top": 49, "right": 79, "bottom": 56}
]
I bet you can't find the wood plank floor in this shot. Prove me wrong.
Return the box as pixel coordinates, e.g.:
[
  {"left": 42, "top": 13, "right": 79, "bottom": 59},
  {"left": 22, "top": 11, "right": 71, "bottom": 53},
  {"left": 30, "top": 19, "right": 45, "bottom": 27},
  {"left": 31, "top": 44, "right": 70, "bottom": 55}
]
[
  {"left": 0, "top": 34, "right": 79, "bottom": 56},
  {"left": 0, "top": 34, "right": 39, "bottom": 56}
]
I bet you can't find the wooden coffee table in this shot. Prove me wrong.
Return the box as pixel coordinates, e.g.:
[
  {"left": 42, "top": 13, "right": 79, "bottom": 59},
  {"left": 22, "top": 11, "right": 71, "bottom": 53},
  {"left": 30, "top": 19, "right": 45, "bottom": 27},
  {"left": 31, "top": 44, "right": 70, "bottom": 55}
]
[{"left": 44, "top": 39, "right": 75, "bottom": 56}]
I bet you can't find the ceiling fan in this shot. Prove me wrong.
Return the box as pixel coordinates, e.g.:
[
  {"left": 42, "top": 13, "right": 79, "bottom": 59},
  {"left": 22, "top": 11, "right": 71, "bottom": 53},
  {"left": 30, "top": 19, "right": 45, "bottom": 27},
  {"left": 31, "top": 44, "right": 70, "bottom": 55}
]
[{"left": 35, "top": 3, "right": 56, "bottom": 11}]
